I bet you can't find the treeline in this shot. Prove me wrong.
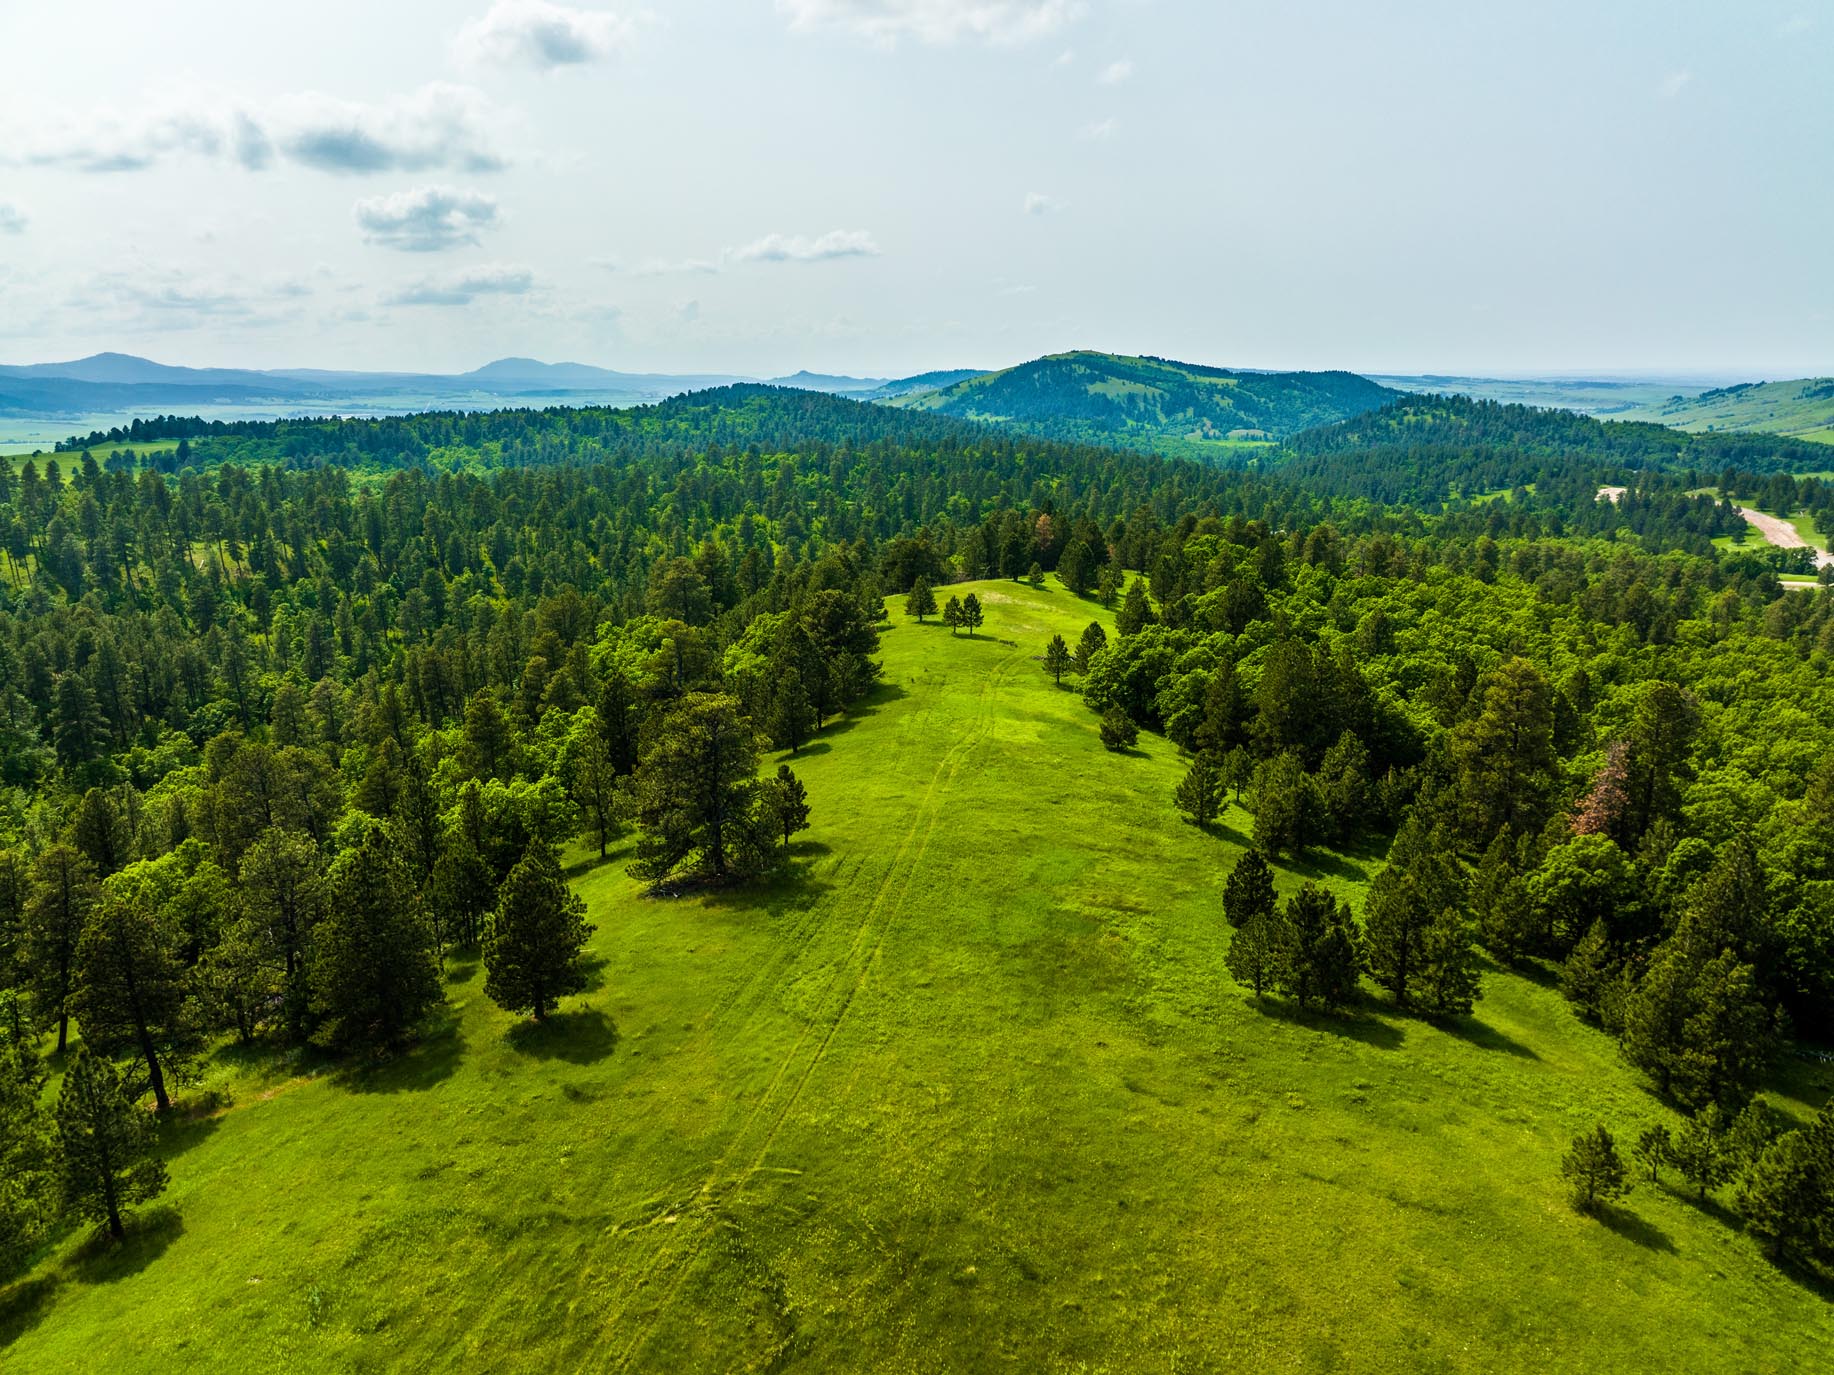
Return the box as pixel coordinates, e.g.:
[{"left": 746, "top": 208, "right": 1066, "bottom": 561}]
[{"left": 1031, "top": 516, "right": 1834, "bottom": 1271}]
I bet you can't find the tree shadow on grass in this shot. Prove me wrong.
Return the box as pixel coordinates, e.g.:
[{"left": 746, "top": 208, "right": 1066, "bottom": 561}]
[
  {"left": 1285, "top": 850, "right": 1374, "bottom": 885},
  {"left": 68, "top": 1206, "right": 186, "bottom": 1282},
  {"left": 1597, "top": 1203, "right": 1675, "bottom": 1253},
  {"left": 506, "top": 1008, "right": 619, "bottom": 1065},
  {"left": 338, "top": 1007, "right": 465, "bottom": 1095},
  {"left": 444, "top": 956, "right": 480, "bottom": 987},
  {"left": 577, "top": 953, "right": 608, "bottom": 993},
  {"left": 1441, "top": 1015, "right": 1540, "bottom": 1060},
  {"left": 0, "top": 1274, "right": 61, "bottom": 1347},
  {"left": 1256, "top": 997, "right": 1406, "bottom": 1051},
  {"left": 156, "top": 1102, "right": 225, "bottom": 1162}
]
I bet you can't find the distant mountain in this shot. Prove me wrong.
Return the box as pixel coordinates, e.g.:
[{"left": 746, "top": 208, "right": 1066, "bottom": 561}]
[
  {"left": 860, "top": 369, "right": 988, "bottom": 401},
  {"left": 888, "top": 351, "right": 1400, "bottom": 457},
  {"left": 764, "top": 370, "right": 891, "bottom": 396},
  {"left": 1613, "top": 377, "right": 1834, "bottom": 445},
  {"left": 0, "top": 353, "right": 749, "bottom": 423}
]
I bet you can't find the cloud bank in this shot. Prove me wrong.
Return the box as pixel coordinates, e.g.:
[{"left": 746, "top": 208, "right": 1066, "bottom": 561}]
[
  {"left": 17, "top": 84, "right": 507, "bottom": 176},
  {"left": 730, "top": 229, "right": 881, "bottom": 262},
  {"left": 387, "top": 262, "right": 537, "bottom": 306},
  {"left": 454, "top": 2, "right": 638, "bottom": 69},
  {"left": 355, "top": 185, "right": 501, "bottom": 252}
]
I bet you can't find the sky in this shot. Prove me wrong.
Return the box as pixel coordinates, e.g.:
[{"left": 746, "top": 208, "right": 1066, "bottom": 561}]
[{"left": 0, "top": 0, "right": 1829, "bottom": 380}]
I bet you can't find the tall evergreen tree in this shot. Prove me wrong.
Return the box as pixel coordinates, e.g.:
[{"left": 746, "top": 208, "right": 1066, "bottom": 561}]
[
  {"left": 767, "top": 665, "right": 815, "bottom": 755},
  {"left": 631, "top": 693, "right": 764, "bottom": 887},
  {"left": 1117, "top": 580, "right": 1153, "bottom": 637},
  {"left": 760, "top": 765, "right": 812, "bottom": 856},
  {"left": 0, "top": 1040, "right": 52, "bottom": 1275},
  {"left": 1278, "top": 883, "right": 1362, "bottom": 1011},
  {"left": 1043, "top": 634, "right": 1073, "bottom": 686},
  {"left": 960, "top": 593, "right": 985, "bottom": 637},
  {"left": 23, "top": 844, "right": 100, "bottom": 1053},
  {"left": 484, "top": 844, "right": 593, "bottom": 1022},
  {"left": 55, "top": 1049, "right": 167, "bottom": 1241},
  {"left": 941, "top": 595, "right": 964, "bottom": 636},
  {"left": 1174, "top": 753, "right": 1221, "bottom": 826},
  {"left": 1736, "top": 1104, "right": 1833, "bottom": 1265},
  {"left": 1074, "top": 622, "right": 1107, "bottom": 674},
  {"left": 1223, "top": 850, "right": 1284, "bottom": 999},
  {"left": 307, "top": 821, "right": 441, "bottom": 1053},
  {"left": 906, "top": 577, "right": 938, "bottom": 623},
  {"left": 1364, "top": 811, "right": 1466, "bottom": 1009},
  {"left": 72, "top": 868, "right": 199, "bottom": 1113}
]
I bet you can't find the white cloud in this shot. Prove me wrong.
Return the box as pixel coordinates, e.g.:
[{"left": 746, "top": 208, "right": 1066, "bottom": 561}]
[
  {"left": 730, "top": 229, "right": 881, "bottom": 262},
  {"left": 1096, "top": 58, "right": 1133, "bottom": 85},
  {"left": 15, "top": 84, "right": 507, "bottom": 176},
  {"left": 387, "top": 262, "right": 537, "bottom": 306},
  {"left": 0, "top": 204, "right": 24, "bottom": 234},
  {"left": 1081, "top": 117, "right": 1118, "bottom": 140},
  {"left": 454, "top": 2, "right": 638, "bottom": 69},
  {"left": 1658, "top": 69, "right": 1692, "bottom": 100},
  {"left": 354, "top": 185, "right": 501, "bottom": 252},
  {"left": 777, "top": 0, "right": 1079, "bottom": 46},
  {"left": 272, "top": 85, "right": 508, "bottom": 174},
  {"left": 1023, "top": 191, "right": 1063, "bottom": 215}
]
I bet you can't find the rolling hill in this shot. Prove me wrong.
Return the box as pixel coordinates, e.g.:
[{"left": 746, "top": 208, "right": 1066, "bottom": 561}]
[
  {"left": 1616, "top": 377, "right": 1834, "bottom": 446},
  {"left": 11, "top": 579, "right": 1830, "bottom": 1373},
  {"left": 889, "top": 351, "right": 1401, "bottom": 457}
]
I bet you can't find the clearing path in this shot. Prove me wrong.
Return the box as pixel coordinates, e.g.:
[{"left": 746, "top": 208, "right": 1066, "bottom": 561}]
[{"left": 1734, "top": 504, "right": 1834, "bottom": 569}]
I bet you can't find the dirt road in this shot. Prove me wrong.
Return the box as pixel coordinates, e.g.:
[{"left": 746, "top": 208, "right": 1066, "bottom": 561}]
[{"left": 1734, "top": 506, "right": 1834, "bottom": 570}]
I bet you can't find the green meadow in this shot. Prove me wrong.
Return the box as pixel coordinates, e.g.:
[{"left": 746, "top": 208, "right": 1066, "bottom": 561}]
[{"left": 6, "top": 580, "right": 1831, "bottom": 1373}]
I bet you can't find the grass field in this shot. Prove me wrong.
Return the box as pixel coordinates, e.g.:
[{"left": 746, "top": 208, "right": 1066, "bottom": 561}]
[
  {"left": 5, "top": 579, "right": 1832, "bottom": 1372},
  {"left": 1619, "top": 378, "right": 1834, "bottom": 445}
]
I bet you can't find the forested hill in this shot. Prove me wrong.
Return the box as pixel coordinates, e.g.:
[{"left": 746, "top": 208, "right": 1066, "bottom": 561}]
[
  {"left": 888, "top": 352, "right": 1399, "bottom": 456},
  {"left": 1281, "top": 394, "right": 1832, "bottom": 504}
]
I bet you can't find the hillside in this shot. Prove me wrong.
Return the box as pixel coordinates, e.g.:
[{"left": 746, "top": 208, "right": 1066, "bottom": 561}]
[
  {"left": 890, "top": 351, "right": 1399, "bottom": 457},
  {"left": 10, "top": 579, "right": 1831, "bottom": 1373},
  {"left": 1279, "top": 393, "right": 1834, "bottom": 503},
  {"left": 1618, "top": 378, "right": 1834, "bottom": 445}
]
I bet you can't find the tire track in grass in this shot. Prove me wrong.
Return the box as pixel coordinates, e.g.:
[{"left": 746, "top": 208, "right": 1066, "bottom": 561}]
[{"left": 604, "top": 648, "right": 1015, "bottom": 1369}]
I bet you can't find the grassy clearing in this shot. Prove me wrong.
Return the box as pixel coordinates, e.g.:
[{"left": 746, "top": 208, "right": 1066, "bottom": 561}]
[{"left": 5, "top": 579, "right": 1831, "bottom": 1372}]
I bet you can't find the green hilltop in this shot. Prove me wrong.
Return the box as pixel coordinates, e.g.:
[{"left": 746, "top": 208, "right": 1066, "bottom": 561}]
[
  {"left": 889, "top": 351, "right": 1400, "bottom": 458},
  {"left": 1617, "top": 377, "right": 1834, "bottom": 446}
]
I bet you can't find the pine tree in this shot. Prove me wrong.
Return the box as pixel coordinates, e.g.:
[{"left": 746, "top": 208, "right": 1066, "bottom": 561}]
[
  {"left": 1472, "top": 827, "right": 1535, "bottom": 964},
  {"left": 1560, "top": 919, "right": 1617, "bottom": 1024},
  {"left": 767, "top": 665, "right": 815, "bottom": 755},
  {"left": 1364, "top": 811, "right": 1464, "bottom": 1009},
  {"left": 941, "top": 595, "right": 964, "bottom": 636},
  {"left": 1117, "top": 580, "right": 1153, "bottom": 637},
  {"left": 1621, "top": 944, "right": 1774, "bottom": 1112},
  {"left": 1099, "top": 705, "right": 1137, "bottom": 752},
  {"left": 22, "top": 844, "right": 99, "bottom": 1053},
  {"left": 630, "top": 693, "right": 764, "bottom": 887},
  {"left": 0, "top": 1041, "right": 52, "bottom": 1275},
  {"left": 1735, "top": 1104, "right": 1833, "bottom": 1264},
  {"left": 1561, "top": 1124, "right": 1630, "bottom": 1215},
  {"left": 1096, "top": 562, "right": 1122, "bottom": 609},
  {"left": 1223, "top": 851, "right": 1283, "bottom": 998},
  {"left": 1416, "top": 906, "right": 1482, "bottom": 1018},
  {"left": 431, "top": 830, "right": 496, "bottom": 951},
  {"left": 308, "top": 821, "right": 442, "bottom": 1053},
  {"left": 961, "top": 593, "right": 984, "bottom": 637},
  {"left": 1670, "top": 1105, "right": 1732, "bottom": 1200},
  {"left": 55, "top": 1049, "right": 167, "bottom": 1240},
  {"left": 484, "top": 844, "right": 594, "bottom": 1021},
  {"left": 72, "top": 868, "right": 200, "bottom": 1113},
  {"left": 1175, "top": 753, "right": 1221, "bottom": 826},
  {"left": 906, "top": 577, "right": 938, "bottom": 623},
  {"left": 1043, "top": 634, "right": 1072, "bottom": 686},
  {"left": 1074, "top": 622, "right": 1107, "bottom": 673},
  {"left": 560, "top": 708, "right": 627, "bottom": 856},
  {"left": 1278, "top": 883, "right": 1363, "bottom": 1011},
  {"left": 1027, "top": 561, "right": 1044, "bottom": 588},
  {"left": 760, "top": 765, "right": 811, "bottom": 856},
  {"left": 1634, "top": 1125, "right": 1673, "bottom": 1183},
  {"left": 237, "top": 827, "right": 324, "bottom": 1037}
]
